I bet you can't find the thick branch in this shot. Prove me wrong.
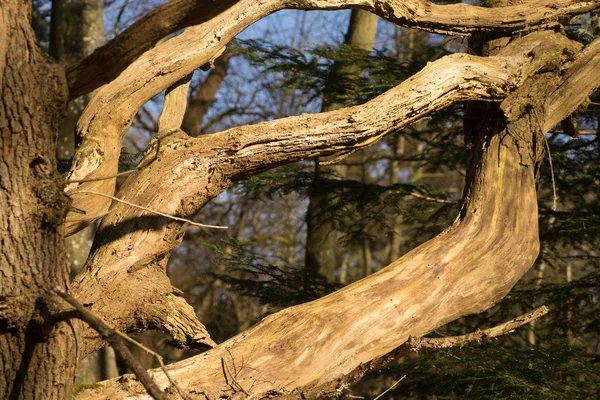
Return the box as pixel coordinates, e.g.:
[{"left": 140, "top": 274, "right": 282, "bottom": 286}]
[
  {"left": 66, "top": 0, "right": 239, "bottom": 100},
  {"left": 63, "top": 30, "right": 569, "bottom": 236},
  {"left": 54, "top": 288, "right": 167, "bottom": 400},
  {"left": 67, "top": 0, "right": 600, "bottom": 98},
  {"left": 69, "top": 31, "right": 576, "bottom": 396},
  {"left": 542, "top": 36, "right": 600, "bottom": 131},
  {"left": 500, "top": 35, "right": 600, "bottom": 134},
  {"left": 291, "top": 306, "right": 550, "bottom": 399},
  {"left": 157, "top": 74, "right": 192, "bottom": 136}
]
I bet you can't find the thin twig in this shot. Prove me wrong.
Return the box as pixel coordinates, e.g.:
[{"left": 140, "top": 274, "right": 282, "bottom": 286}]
[
  {"left": 65, "top": 169, "right": 136, "bottom": 183},
  {"left": 222, "top": 357, "right": 249, "bottom": 395},
  {"left": 53, "top": 287, "right": 167, "bottom": 400},
  {"left": 336, "top": 305, "right": 550, "bottom": 393},
  {"left": 71, "top": 190, "right": 228, "bottom": 230},
  {"left": 114, "top": 331, "right": 191, "bottom": 400},
  {"left": 533, "top": 109, "right": 558, "bottom": 211},
  {"left": 405, "top": 305, "right": 550, "bottom": 351},
  {"left": 405, "top": 191, "right": 459, "bottom": 204},
  {"left": 542, "top": 135, "right": 558, "bottom": 211},
  {"left": 373, "top": 375, "right": 406, "bottom": 400}
]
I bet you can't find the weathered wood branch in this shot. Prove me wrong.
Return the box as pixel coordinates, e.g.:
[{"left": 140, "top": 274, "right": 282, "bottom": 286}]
[
  {"left": 67, "top": 0, "right": 600, "bottom": 98},
  {"left": 285, "top": 305, "right": 550, "bottom": 399},
  {"left": 61, "top": 29, "right": 567, "bottom": 237},
  {"left": 74, "top": 86, "right": 545, "bottom": 400},
  {"left": 66, "top": 0, "right": 239, "bottom": 100},
  {"left": 406, "top": 305, "right": 550, "bottom": 351},
  {"left": 541, "top": 36, "right": 600, "bottom": 132},
  {"left": 68, "top": 30, "right": 581, "bottom": 387},
  {"left": 54, "top": 288, "right": 167, "bottom": 400},
  {"left": 157, "top": 74, "right": 193, "bottom": 136}
]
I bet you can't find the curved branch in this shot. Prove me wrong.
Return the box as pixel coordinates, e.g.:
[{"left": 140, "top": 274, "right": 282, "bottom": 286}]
[
  {"left": 66, "top": 0, "right": 239, "bottom": 100},
  {"left": 66, "top": 0, "right": 600, "bottom": 99},
  {"left": 62, "top": 30, "right": 568, "bottom": 237},
  {"left": 542, "top": 36, "right": 600, "bottom": 132},
  {"left": 500, "top": 35, "right": 600, "bottom": 133},
  {"left": 68, "top": 28, "right": 574, "bottom": 368}
]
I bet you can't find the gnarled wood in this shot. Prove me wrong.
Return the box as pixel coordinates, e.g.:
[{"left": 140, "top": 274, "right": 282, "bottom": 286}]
[
  {"left": 74, "top": 91, "right": 542, "bottom": 400},
  {"left": 73, "top": 27, "right": 600, "bottom": 399},
  {"left": 61, "top": 26, "right": 568, "bottom": 237},
  {"left": 62, "top": 0, "right": 600, "bottom": 237},
  {"left": 0, "top": 1, "right": 74, "bottom": 398},
  {"left": 68, "top": 32, "right": 572, "bottom": 357}
]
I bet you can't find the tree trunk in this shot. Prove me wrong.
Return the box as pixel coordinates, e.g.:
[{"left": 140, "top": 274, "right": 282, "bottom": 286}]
[
  {"left": 182, "top": 50, "right": 234, "bottom": 137},
  {"left": 0, "top": 2, "right": 74, "bottom": 398}
]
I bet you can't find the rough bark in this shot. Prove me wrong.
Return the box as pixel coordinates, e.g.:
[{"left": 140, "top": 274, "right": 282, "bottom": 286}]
[
  {"left": 49, "top": 0, "right": 121, "bottom": 386},
  {"left": 0, "top": 1, "right": 73, "bottom": 398}
]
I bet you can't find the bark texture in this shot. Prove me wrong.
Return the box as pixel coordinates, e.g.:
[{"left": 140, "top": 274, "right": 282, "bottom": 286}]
[
  {"left": 49, "top": 0, "right": 121, "bottom": 386},
  {"left": 73, "top": 77, "right": 542, "bottom": 400},
  {"left": 72, "top": 29, "right": 597, "bottom": 399},
  {"left": 0, "top": 1, "right": 73, "bottom": 398}
]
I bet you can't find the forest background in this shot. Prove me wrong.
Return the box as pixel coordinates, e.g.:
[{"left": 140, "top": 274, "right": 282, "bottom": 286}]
[{"left": 27, "top": 0, "right": 600, "bottom": 398}]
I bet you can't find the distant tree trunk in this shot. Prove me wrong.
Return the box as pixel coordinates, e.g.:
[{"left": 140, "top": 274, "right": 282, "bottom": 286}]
[
  {"left": 528, "top": 261, "right": 547, "bottom": 345},
  {"left": 0, "top": 1, "right": 74, "bottom": 398},
  {"left": 305, "top": 10, "right": 378, "bottom": 284},
  {"left": 388, "top": 134, "right": 405, "bottom": 263},
  {"left": 182, "top": 50, "right": 234, "bottom": 136}
]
